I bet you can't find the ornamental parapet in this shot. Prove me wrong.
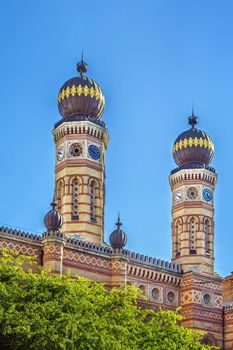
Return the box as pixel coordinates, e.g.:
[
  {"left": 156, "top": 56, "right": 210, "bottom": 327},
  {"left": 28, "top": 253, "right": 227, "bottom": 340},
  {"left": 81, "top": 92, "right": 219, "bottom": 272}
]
[
  {"left": 66, "top": 237, "right": 112, "bottom": 255},
  {"left": 65, "top": 238, "right": 182, "bottom": 274},
  {"left": 223, "top": 302, "right": 233, "bottom": 311},
  {"left": 171, "top": 164, "right": 216, "bottom": 176},
  {"left": 169, "top": 167, "right": 217, "bottom": 187},
  {"left": 0, "top": 227, "right": 182, "bottom": 275},
  {"left": 53, "top": 116, "right": 109, "bottom": 148},
  {"left": 54, "top": 115, "right": 105, "bottom": 130},
  {"left": 0, "top": 226, "right": 41, "bottom": 243},
  {"left": 42, "top": 230, "right": 65, "bottom": 239},
  {"left": 125, "top": 250, "right": 182, "bottom": 273}
]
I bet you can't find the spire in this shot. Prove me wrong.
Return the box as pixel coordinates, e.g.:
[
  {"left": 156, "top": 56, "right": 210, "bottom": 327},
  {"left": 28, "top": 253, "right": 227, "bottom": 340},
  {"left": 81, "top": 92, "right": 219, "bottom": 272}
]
[
  {"left": 116, "top": 213, "right": 122, "bottom": 229},
  {"left": 192, "top": 103, "right": 195, "bottom": 117},
  {"left": 188, "top": 104, "right": 198, "bottom": 129},
  {"left": 77, "top": 48, "right": 88, "bottom": 76}
]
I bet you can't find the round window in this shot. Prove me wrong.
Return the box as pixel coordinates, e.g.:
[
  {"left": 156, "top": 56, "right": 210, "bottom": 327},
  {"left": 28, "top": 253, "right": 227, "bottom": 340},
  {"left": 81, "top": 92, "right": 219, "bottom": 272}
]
[
  {"left": 187, "top": 187, "right": 198, "bottom": 200},
  {"left": 69, "top": 143, "right": 83, "bottom": 157},
  {"left": 167, "top": 291, "right": 175, "bottom": 303},
  {"left": 152, "top": 288, "right": 160, "bottom": 300}
]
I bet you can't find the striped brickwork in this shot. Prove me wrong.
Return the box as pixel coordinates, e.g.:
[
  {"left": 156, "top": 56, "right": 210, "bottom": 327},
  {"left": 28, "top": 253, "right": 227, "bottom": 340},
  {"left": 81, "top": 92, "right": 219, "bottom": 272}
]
[
  {"left": 169, "top": 168, "right": 217, "bottom": 275},
  {"left": 53, "top": 119, "right": 109, "bottom": 244}
]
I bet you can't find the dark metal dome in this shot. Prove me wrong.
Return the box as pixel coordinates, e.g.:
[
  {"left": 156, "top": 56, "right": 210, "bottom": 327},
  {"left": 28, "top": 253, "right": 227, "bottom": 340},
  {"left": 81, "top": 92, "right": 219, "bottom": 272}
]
[
  {"left": 173, "top": 114, "right": 214, "bottom": 168},
  {"left": 109, "top": 215, "right": 127, "bottom": 249},
  {"left": 57, "top": 60, "right": 105, "bottom": 120},
  {"left": 44, "top": 203, "right": 63, "bottom": 231}
]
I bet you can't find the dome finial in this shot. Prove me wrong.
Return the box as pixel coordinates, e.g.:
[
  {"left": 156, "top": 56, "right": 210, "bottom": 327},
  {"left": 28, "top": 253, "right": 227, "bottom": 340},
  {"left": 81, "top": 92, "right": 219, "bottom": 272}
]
[
  {"left": 116, "top": 212, "right": 122, "bottom": 229},
  {"left": 192, "top": 102, "right": 195, "bottom": 117},
  {"left": 44, "top": 200, "right": 63, "bottom": 232},
  {"left": 77, "top": 48, "right": 88, "bottom": 76},
  {"left": 188, "top": 104, "right": 198, "bottom": 129},
  {"left": 109, "top": 213, "right": 127, "bottom": 249}
]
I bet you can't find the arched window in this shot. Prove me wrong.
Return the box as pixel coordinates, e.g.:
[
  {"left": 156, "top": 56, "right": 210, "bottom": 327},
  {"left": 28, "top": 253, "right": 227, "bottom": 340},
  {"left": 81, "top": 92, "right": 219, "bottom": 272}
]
[
  {"left": 174, "top": 219, "right": 182, "bottom": 256},
  {"left": 189, "top": 217, "right": 197, "bottom": 253},
  {"left": 72, "top": 179, "right": 79, "bottom": 220},
  {"left": 57, "top": 181, "right": 63, "bottom": 210},
  {"left": 204, "top": 219, "right": 210, "bottom": 254},
  {"left": 90, "top": 181, "right": 96, "bottom": 222}
]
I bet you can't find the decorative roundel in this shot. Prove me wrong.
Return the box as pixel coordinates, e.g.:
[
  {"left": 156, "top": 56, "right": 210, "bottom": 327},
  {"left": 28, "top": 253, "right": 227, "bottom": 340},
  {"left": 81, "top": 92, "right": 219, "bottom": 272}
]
[
  {"left": 167, "top": 291, "right": 176, "bottom": 303},
  {"left": 151, "top": 288, "right": 160, "bottom": 300},
  {"left": 186, "top": 187, "right": 198, "bottom": 200},
  {"left": 203, "top": 188, "right": 212, "bottom": 202},
  {"left": 88, "top": 144, "right": 100, "bottom": 160},
  {"left": 69, "top": 143, "right": 83, "bottom": 157}
]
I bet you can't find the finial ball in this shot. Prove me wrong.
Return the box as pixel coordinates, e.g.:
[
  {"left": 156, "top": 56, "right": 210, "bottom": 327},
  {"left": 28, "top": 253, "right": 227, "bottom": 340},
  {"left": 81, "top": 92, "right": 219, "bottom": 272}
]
[
  {"left": 188, "top": 115, "right": 198, "bottom": 128},
  {"left": 77, "top": 61, "right": 88, "bottom": 75}
]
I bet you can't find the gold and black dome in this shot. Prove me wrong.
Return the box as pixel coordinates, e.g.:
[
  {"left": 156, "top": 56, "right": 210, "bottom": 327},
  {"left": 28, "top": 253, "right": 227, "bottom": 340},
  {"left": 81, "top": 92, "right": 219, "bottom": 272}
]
[
  {"left": 173, "top": 114, "right": 214, "bottom": 168},
  {"left": 58, "top": 60, "right": 105, "bottom": 119}
]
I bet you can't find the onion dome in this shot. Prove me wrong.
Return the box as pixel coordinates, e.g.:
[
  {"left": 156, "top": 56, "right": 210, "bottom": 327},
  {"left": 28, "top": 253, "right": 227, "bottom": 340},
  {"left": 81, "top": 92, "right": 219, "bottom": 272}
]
[
  {"left": 109, "top": 215, "right": 127, "bottom": 249},
  {"left": 173, "top": 112, "right": 214, "bottom": 168},
  {"left": 44, "top": 203, "right": 63, "bottom": 231},
  {"left": 57, "top": 58, "right": 105, "bottom": 120}
]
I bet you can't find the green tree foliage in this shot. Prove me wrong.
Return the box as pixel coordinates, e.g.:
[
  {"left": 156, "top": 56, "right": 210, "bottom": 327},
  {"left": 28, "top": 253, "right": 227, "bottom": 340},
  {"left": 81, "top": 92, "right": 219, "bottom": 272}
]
[{"left": 0, "top": 249, "right": 215, "bottom": 350}]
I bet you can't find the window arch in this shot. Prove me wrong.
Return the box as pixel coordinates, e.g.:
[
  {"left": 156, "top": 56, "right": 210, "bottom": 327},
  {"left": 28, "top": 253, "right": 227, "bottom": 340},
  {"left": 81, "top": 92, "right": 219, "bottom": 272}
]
[
  {"left": 71, "top": 179, "right": 79, "bottom": 220},
  {"left": 90, "top": 180, "right": 96, "bottom": 222},
  {"left": 188, "top": 217, "right": 197, "bottom": 253},
  {"left": 57, "top": 181, "right": 64, "bottom": 211},
  {"left": 174, "top": 219, "right": 182, "bottom": 256},
  {"left": 204, "top": 218, "right": 211, "bottom": 254}
]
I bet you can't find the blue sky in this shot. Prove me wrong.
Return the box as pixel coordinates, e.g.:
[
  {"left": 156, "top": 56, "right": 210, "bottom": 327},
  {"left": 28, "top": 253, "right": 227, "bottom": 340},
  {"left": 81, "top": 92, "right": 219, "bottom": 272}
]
[{"left": 0, "top": 0, "right": 233, "bottom": 276}]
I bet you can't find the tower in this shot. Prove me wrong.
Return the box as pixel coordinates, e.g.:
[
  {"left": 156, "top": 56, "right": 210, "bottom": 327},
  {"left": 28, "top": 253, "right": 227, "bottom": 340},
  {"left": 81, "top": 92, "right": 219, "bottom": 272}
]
[
  {"left": 53, "top": 59, "right": 109, "bottom": 244},
  {"left": 169, "top": 113, "right": 216, "bottom": 275}
]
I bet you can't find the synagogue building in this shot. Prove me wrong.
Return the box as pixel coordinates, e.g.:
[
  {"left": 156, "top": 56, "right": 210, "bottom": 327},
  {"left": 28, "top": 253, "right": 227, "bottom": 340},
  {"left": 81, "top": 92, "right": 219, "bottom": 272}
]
[{"left": 1, "top": 59, "right": 233, "bottom": 349}]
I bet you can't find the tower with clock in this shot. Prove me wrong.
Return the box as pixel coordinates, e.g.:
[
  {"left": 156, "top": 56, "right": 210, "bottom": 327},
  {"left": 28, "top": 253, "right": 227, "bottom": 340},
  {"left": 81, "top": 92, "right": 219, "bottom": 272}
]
[
  {"left": 1, "top": 58, "right": 232, "bottom": 348},
  {"left": 53, "top": 59, "right": 109, "bottom": 244},
  {"left": 169, "top": 113, "right": 216, "bottom": 275}
]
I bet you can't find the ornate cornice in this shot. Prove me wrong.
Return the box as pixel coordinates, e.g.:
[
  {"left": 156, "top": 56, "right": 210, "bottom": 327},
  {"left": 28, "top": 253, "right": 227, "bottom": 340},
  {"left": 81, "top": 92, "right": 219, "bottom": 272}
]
[{"left": 169, "top": 167, "right": 217, "bottom": 186}]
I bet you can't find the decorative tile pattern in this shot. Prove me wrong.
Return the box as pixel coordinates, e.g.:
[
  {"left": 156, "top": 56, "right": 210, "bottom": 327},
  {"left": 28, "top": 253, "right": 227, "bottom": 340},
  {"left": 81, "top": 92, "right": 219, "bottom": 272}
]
[
  {"left": 0, "top": 240, "right": 40, "bottom": 257},
  {"left": 214, "top": 295, "right": 223, "bottom": 309},
  {"left": 182, "top": 308, "right": 222, "bottom": 320}
]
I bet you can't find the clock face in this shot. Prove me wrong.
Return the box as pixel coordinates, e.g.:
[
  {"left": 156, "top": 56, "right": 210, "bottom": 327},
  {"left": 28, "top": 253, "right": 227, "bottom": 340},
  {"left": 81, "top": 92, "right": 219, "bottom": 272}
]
[
  {"left": 69, "top": 143, "right": 83, "bottom": 157},
  {"left": 187, "top": 187, "right": 198, "bottom": 200},
  {"left": 57, "top": 146, "right": 65, "bottom": 161},
  {"left": 88, "top": 144, "right": 100, "bottom": 160},
  {"left": 174, "top": 190, "right": 182, "bottom": 203},
  {"left": 203, "top": 188, "right": 212, "bottom": 202}
]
